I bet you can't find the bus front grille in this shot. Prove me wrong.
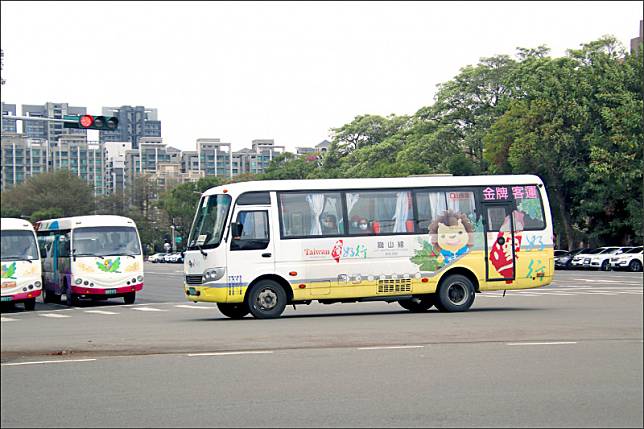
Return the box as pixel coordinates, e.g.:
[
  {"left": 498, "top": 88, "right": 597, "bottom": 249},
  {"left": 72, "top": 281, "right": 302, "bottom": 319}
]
[
  {"left": 377, "top": 279, "right": 412, "bottom": 294},
  {"left": 185, "top": 275, "right": 203, "bottom": 285}
]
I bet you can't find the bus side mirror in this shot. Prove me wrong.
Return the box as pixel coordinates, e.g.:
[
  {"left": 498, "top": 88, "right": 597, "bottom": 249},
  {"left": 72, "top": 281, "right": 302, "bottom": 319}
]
[{"left": 231, "top": 223, "right": 243, "bottom": 239}]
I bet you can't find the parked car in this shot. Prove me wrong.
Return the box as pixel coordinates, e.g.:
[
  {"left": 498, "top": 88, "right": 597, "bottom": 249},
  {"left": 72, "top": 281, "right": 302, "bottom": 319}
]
[
  {"left": 167, "top": 252, "right": 184, "bottom": 263},
  {"left": 610, "top": 246, "right": 643, "bottom": 272},
  {"left": 148, "top": 253, "right": 167, "bottom": 263},
  {"left": 555, "top": 247, "right": 592, "bottom": 270},
  {"left": 571, "top": 247, "right": 631, "bottom": 270}
]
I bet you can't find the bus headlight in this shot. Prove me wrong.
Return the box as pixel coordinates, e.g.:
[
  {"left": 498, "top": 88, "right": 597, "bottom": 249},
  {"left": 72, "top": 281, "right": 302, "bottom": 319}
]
[
  {"left": 137, "top": 275, "right": 144, "bottom": 282},
  {"left": 203, "top": 267, "right": 225, "bottom": 281},
  {"left": 75, "top": 278, "right": 83, "bottom": 285},
  {"left": 34, "top": 281, "right": 42, "bottom": 288}
]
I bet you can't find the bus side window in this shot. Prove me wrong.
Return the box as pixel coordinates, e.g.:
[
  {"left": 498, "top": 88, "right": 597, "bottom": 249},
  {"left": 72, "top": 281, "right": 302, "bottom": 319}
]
[{"left": 231, "top": 211, "right": 270, "bottom": 251}]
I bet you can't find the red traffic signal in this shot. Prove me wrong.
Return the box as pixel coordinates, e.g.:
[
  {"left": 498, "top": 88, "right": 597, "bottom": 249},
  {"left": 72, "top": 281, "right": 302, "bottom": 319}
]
[
  {"left": 64, "top": 114, "right": 119, "bottom": 131},
  {"left": 79, "top": 115, "right": 94, "bottom": 128}
]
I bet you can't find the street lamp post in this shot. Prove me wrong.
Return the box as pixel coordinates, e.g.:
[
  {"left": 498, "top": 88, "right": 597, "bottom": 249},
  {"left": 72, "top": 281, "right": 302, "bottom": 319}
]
[{"left": 171, "top": 225, "right": 176, "bottom": 253}]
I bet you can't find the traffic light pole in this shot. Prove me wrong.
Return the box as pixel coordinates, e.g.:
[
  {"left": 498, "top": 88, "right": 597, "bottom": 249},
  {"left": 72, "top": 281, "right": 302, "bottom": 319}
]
[{"left": 1, "top": 115, "right": 79, "bottom": 124}]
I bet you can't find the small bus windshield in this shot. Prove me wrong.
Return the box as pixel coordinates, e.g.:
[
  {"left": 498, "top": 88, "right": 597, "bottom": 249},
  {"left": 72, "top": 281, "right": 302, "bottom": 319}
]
[
  {"left": 188, "top": 194, "right": 232, "bottom": 249},
  {"left": 73, "top": 226, "right": 141, "bottom": 257},
  {"left": 1, "top": 230, "right": 39, "bottom": 261}
]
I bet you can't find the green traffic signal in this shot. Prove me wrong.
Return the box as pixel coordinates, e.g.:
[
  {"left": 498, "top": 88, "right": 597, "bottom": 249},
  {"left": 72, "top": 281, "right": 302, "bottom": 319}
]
[{"left": 63, "top": 114, "right": 119, "bottom": 131}]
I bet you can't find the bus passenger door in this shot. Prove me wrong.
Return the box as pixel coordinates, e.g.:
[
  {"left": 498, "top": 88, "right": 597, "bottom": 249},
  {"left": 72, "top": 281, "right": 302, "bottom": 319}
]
[
  {"left": 483, "top": 202, "right": 517, "bottom": 283},
  {"left": 228, "top": 208, "right": 275, "bottom": 299}
]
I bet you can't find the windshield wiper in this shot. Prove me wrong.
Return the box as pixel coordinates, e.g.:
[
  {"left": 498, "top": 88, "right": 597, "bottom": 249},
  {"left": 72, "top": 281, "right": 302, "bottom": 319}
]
[{"left": 75, "top": 253, "right": 105, "bottom": 259}]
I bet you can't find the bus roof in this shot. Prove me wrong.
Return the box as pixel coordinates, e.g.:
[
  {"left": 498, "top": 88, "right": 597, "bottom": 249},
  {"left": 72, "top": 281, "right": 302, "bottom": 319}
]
[
  {"left": 202, "top": 174, "right": 545, "bottom": 197},
  {"left": 1, "top": 217, "right": 36, "bottom": 232},
  {"left": 34, "top": 215, "right": 138, "bottom": 232}
]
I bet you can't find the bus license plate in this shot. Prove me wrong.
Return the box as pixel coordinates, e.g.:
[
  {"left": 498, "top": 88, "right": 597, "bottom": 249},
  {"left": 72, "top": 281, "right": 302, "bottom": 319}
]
[
  {"left": 1, "top": 296, "right": 12, "bottom": 302},
  {"left": 188, "top": 287, "right": 196, "bottom": 296},
  {"left": 105, "top": 289, "right": 116, "bottom": 295}
]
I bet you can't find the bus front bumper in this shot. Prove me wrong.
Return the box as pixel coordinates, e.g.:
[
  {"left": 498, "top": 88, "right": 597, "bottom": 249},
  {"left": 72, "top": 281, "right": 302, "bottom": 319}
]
[
  {"left": 70, "top": 283, "right": 143, "bottom": 296},
  {"left": 1, "top": 289, "right": 41, "bottom": 303}
]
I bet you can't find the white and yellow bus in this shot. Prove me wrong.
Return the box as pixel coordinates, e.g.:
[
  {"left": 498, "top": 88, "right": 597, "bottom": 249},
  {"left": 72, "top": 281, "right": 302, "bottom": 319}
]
[
  {"left": 183, "top": 175, "right": 554, "bottom": 319},
  {"left": 35, "top": 215, "right": 144, "bottom": 306},
  {"left": 1, "top": 218, "right": 42, "bottom": 310}
]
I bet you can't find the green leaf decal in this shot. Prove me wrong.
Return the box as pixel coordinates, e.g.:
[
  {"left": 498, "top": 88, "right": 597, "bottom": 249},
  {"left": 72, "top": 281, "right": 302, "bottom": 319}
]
[
  {"left": 96, "top": 257, "right": 121, "bottom": 273},
  {"left": 1, "top": 262, "right": 17, "bottom": 279}
]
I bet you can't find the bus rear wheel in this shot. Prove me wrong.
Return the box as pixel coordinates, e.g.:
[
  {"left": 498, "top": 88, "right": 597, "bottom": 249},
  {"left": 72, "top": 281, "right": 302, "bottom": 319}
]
[
  {"left": 398, "top": 296, "right": 435, "bottom": 312},
  {"left": 42, "top": 288, "right": 61, "bottom": 304},
  {"left": 435, "top": 274, "right": 475, "bottom": 312},
  {"left": 247, "top": 280, "right": 287, "bottom": 319},
  {"left": 217, "top": 303, "right": 250, "bottom": 319}
]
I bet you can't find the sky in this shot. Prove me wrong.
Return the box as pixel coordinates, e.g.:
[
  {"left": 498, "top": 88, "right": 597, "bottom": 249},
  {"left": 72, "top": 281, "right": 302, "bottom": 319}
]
[{"left": 1, "top": 1, "right": 642, "bottom": 153}]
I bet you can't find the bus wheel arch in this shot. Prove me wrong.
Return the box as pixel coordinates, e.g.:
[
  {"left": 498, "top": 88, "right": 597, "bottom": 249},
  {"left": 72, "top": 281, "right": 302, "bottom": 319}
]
[
  {"left": 244, "top": 274, "right": 293, "bottom": 319},
  {"left": 434, "top": 267, "right": 479, "bottom": 312}
]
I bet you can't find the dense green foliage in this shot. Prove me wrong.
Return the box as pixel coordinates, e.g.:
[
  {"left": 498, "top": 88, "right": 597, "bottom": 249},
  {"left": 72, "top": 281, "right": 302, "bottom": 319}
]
[{"left": 261, "top": 37, "right": 643, "bottom": 249}]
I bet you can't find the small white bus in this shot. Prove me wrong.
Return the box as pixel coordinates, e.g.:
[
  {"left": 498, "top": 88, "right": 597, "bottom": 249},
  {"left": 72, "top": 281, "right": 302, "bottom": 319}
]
[
  {"left": 1, "top": 218, "right": 42, "bottom": 310},
  {"left": 183, "top": 175, "right": 554, "bottom": 319},
  {"left": 35, "top": 215, "right": 144, "bottom": 305}
]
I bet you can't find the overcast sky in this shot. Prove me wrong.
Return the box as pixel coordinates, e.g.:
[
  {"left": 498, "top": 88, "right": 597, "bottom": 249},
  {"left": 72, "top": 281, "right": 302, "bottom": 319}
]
[{"left": 1, "top": 1, "right": 641, "bottom": 152}]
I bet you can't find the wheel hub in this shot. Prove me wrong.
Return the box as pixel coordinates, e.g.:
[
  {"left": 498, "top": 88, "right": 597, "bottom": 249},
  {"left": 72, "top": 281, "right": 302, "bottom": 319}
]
[
  {"left": 257, "top": 288, "right": 278, "bottom": 310},
  {"left": 447, "top": 283, "right": 467, "bottom": 305}
]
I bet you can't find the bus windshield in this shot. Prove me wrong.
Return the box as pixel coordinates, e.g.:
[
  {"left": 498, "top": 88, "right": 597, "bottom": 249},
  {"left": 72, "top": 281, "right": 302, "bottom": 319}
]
[
  {"left": 187, "top": 194, "right": 232, "bottom": 250},
  {"left": 1, "top": 230, "right": 39, "bottom": 261},
  {"left": 73, "top": 226, "right": 141, "bottom": 257}
]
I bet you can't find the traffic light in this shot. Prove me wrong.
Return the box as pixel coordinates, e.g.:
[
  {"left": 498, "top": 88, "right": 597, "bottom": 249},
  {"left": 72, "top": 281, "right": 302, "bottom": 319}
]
[{"left": 63, "top": 114, "right": 119, "bottom": 131}]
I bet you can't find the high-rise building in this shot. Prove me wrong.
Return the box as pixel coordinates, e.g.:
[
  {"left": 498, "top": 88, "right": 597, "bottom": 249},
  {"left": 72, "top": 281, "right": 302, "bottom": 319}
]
[
  {"left": 104, "top": 141, "right": 132, "bottom": 194},
  {"left": 1, "top": 102, "right": 17, "bottom": 133},
  {"left": 232, "top": 139, "right": 285, "bottom": 176},
  {"left": 21, "top": 102, "right": 87, "bottom": 143},
  {"left": 100, "top": 106, "right": 161, "bottom": 149},
  {"left": 53, "top": 135, "right": 108, "bottom": 196},
  {"left": 124, "top": 137, "right": 182, "bottom": 188},
  {"left": 196, "top": 138, "right": 233, "bottom": 179},
  {"left": 0, "top": 133, "right": 49, "bottom": 190}
]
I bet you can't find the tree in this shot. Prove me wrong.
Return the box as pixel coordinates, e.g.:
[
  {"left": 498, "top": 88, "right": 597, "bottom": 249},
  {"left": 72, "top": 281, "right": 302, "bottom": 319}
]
[{"left": 1, "top": 170, "right": 95, "bottom": 219}]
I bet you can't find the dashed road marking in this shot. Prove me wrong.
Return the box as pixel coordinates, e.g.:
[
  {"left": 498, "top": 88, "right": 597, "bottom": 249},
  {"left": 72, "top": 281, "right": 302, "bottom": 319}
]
[
  {"left": 506, "top": 341, "right": 577, "bottom": 346},
  {"left": 174, "top": 305, "right": 212, "bottom": 310},
  {"left": 2, "top": 358, "right": 97, "bottom": 367},
  {"left": 84, "top": 310, "right": 119, "bottom": 315},
  {"left": 1, "top": 317, "right": 18, "bottom": 322},
  {"left": 39, "top": 313, "right": 71, "bottom": 318},
  {"left": 358, "top": 345, "right": 425, "bottom": 350},
  {"left": 187, "top": 351, "right": 273, "bottom": 357},
  {"left": 131, "top": 307, "right": 167, "bottom": 312}
]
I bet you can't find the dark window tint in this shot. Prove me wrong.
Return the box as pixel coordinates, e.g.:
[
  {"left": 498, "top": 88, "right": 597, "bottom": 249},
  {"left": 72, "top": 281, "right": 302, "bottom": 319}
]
[{"left": 237, "top": 192, "right": 271, "bottom": 205}]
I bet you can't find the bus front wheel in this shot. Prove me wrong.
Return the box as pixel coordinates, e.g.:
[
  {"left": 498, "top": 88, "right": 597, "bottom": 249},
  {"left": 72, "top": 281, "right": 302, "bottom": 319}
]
[
  {"left": 435, "top": 274, "right": 475, "bottom": 312},
  {"left": 24, "top": 298, "right": 36, "bottom": 311},
  {"left": 247, "top": 280, "right": 287, "bottom": 319},
  {"left": 123, "top": 292, "right": 136, "bottom": 305},
  {"left": 217, "top": 303, "right": 250, "bottom": 319},
  {"left": 398, "top": 296, "right": 435, "bottom": 312}
]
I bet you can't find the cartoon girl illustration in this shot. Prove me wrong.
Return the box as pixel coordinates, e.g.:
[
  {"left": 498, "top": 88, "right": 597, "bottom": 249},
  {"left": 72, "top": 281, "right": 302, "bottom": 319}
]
[{"left": 429, "top": 211, "right": 474, "bottom": 265}]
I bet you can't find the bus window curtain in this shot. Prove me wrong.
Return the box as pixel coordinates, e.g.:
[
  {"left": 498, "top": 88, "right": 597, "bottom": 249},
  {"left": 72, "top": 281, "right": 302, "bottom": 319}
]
[
  {"left": 306, "top": 193, "right": 325, "bottom": 236},
  {"left": 393, "top": 191, "right": 410, "bottom": 233}
]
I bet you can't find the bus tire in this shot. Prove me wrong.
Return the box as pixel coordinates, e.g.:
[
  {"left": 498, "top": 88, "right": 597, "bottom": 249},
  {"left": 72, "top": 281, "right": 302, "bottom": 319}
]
[
  {"left": 398, "top": 296, "right": 435, "bottom": 312},
  {"left": 247, "top": 280, "right": 287, "bottom": 319},
  {"left": 42, "top": 288, "right": 60, "bottom": 304},
  {"left": 217, "top": 303, "right": 250, "bottom": 319},
  {"left": 64, "top": 283, "right": 80, "bottom": 307},
  {"left": 123, "top": 292, "right": 136, "bottom": 305},
  {"left": 435, "top": 274, "right": 475, "bottom": 312},
  {"left": 24, "top": 298, "right": 36, "bottom": 311}
]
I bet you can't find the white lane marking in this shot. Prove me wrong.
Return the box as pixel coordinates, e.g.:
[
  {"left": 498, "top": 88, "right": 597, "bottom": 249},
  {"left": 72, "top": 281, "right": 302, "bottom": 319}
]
[
  {"left": 572, "top": 278, "right": 622, "bottom": 283},
  {"left": 174, "top": 305, "right": 212, "bottom": 310},
  {"left": 187, "top": 351, "right": 273, "bottom": 357},
  {"left": 131, "top": 307, "right": 167, "bottom": 312},
  {"left": 39, "top": 313, "right": 71, "bottom": 318},
  {"left": 506, "top": 341, "right": 577, "bottom": 346},
  {"left": 1, "top": 317, "right": 18, "bottom": 322},
  {"left": 358, "top": 345, "right": 425, "bottom": 350},
  {"left": 84, "top": 310, "right": 119, "bottom": 315},
  {"left": 2, "top": 359, "right": 97, "bottom": 367}
]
